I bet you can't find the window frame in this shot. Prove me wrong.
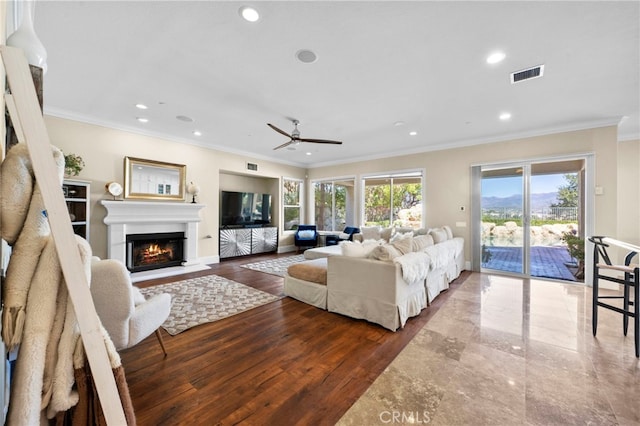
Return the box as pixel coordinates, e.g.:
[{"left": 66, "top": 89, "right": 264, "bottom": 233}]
[
  {"left": 311, "top": 176, "right": 356, "bottom": 232},
  {"left": 360, "top": 169, "right": 425, "bottom": 228},
  {"left": 282, "top": 177, "right": 304, "bottom": 232}
]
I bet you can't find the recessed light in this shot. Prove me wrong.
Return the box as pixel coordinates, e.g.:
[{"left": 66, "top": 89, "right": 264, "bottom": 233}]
[
  {"left": 409, "top": 131, "right": 417, "bottom": 136},
  {"left": 239, "top": 6, "right": 259, "bottom": 22},
  {"left": 394, "top": 121, "right": 406, "bottom": 127},
  {"left": 176, "top": 115, "right": 194, "bottom": 123},
  {"left": 306, "top": 152, "right": 312, "bottom": 156},
  {"left": 296, "top": 49, "right": 318, "bottom": 64},
  {"left": 136, "top": 117, "right": 148, "bottom": 123},
  {"left": 487, "top": 51, "right": 506, "bottom": 64},
  {"left": 193, "top": 130, "right": 202, "bottom": 136},
  {"left": 135, "top": 103, "right": 148, "bottom": 110},
  {"left": 499, "top": 112, "right": 512, "bottom": 121}
]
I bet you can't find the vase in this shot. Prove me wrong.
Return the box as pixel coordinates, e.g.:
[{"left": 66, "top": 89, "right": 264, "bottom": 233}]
[{"left": 7, "top": 0, "right": 47, "bottom": 73}]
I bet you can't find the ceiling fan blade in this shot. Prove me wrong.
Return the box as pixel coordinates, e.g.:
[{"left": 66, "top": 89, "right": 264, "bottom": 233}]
[
  {"left": 273, "top": 140, "right": 294, "bottom": 150},
  {"left": 298, "top": 138, "right": 343, "bottom": 145},
  {"left": 267, "top": 123, "right": 292, "bottom": 138}
]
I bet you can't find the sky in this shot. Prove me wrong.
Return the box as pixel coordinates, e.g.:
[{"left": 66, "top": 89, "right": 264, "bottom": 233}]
[{"left": 482, "top": 174, "right": 568, "bottom": 198}]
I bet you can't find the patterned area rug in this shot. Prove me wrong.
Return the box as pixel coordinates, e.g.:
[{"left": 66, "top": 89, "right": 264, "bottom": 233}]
[
  {"left": 139, "top": 275, "right": 282, "bottom": 335},
  {"left": 240, "top": 254, "right": 306, "bottom": 277}
]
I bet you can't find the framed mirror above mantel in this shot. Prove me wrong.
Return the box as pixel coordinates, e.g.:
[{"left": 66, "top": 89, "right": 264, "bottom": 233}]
[{"left": 124, "top": 156, "right": 187, "bottom": 201}]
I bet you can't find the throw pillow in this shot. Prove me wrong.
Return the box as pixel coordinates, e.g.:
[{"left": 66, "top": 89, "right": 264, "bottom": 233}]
[
  {"left": 391, "top": 231, "right": 414, "bottom": 242},
  {"left": 341, "top": 240, "right": 381, "bottom": 257},
  {"left": 380, "top": 227, "right": 394, "bottom": 242},
  {"left": 298, "top": 230, "right": 315, "bottom": 239},
  {"left": 369, "top": 244, "right": 403, "bottom": 261},
  {"left": 394, "top": 227, "right": 414, "bottom": 235},
  {"left": 429, "top": 228, "right": 448, "bottom": 244},
  {"left": 390, "top": 233, "right": 413, "bottom": 255},
  {"left": 360, "top": 226, "right": 381, "bottom": 241},
  {"left": 414, "top": 228, "right": 429, "bottom": 236},
  {"left": 340, "top": 241, "right": 367, "bottom": 257},
  {"left": 412, "top": 234, "right": 434, "bottom": 251},
  {"left": 443, "top": 225, "right": 454, "bottom": 239}
]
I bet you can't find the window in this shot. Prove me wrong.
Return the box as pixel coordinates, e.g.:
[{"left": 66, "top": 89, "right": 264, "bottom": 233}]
[
  {"left": 313, "top": 179, "right": 355, "bottom": 231},
  {"left": 283, "top": 178, "right": 302, "bottom": 231},
  {"left": 363, "top": 171, "right": 423, "bottom": 228}
]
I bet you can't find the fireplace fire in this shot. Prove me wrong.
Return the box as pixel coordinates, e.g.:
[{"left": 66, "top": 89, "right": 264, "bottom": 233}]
[{"left": 126, "top": 232, "right": 185, "bottom": 272}]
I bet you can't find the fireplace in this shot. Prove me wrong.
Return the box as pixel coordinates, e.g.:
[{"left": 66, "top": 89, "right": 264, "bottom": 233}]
[
  {"left": 126, "top": 232, "right": 185, "bottom": 273},
  {"left": 102, "top": 200, "right": 209, "bottom": 282}
]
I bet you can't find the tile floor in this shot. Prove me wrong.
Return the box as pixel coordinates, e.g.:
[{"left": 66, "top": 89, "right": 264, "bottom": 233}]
[{"left": 338, "top": 273, "right": 639, "bottom": 425}]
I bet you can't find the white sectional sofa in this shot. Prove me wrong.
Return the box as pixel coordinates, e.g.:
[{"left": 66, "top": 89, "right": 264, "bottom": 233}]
[
  {"left": 283, "top": 225, "right": 465, "bottom": 331},
  {"left": 326, "top": 256, "right": 428, "bottom": 331}
]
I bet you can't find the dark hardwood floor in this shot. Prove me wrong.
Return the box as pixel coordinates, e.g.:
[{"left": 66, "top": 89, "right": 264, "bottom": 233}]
[{"left": 122, "top": 253, "right": 469, "bottom": 425}]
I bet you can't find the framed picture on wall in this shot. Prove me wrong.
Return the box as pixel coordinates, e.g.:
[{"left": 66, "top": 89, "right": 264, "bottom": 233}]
[{"left": 123, "top": 156, "right": 186, "bottom": 201}]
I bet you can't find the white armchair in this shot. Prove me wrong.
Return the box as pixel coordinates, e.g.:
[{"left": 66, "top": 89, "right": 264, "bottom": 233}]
[{"left": 90, "top": 258, "right": 172, "bottom": 356}]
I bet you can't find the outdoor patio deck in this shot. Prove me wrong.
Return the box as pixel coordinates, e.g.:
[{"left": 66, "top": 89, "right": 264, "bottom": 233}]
[{"left": 483, "top": 245, "right": 578, "bottom": 281}]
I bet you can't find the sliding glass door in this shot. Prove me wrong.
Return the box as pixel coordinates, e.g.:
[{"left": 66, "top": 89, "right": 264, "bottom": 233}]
[
  {"left": 477, "top": 158, "right": 585, "bottom": 282},
  {"left": 481, "top": 166, "right": 524, "bottom": 274}
]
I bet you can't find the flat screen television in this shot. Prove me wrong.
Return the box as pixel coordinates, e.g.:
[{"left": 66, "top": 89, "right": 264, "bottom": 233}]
[{"left": 220, "top": 191, "right": 272, "bottom": 227}]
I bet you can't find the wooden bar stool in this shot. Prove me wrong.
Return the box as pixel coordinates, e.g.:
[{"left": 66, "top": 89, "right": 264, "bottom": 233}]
[{"left": 589, "top": 236, "right": 640, "bottom": 357}]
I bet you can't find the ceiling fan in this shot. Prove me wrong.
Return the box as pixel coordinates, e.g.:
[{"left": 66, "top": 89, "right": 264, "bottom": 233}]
[{"left": 267, "top": 120, "right": 343, "bottom": 150}]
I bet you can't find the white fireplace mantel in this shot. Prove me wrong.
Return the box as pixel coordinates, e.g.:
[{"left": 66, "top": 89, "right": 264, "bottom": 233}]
[{"left": 101, "top": 200, "right": 208, "bottom": 281}]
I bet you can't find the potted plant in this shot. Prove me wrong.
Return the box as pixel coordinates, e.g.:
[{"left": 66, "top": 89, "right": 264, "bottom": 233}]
[
  {"left": 64, "top": 153, "right": 85, "bottom": 177},
  {"left": 561, "top": 230, "right": 585, "bottom": 280}
]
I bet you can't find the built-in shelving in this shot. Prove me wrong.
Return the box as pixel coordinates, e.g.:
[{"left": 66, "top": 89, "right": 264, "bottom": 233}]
[{"left": 63, "top": 179, "right": 90, "bottom": 241}]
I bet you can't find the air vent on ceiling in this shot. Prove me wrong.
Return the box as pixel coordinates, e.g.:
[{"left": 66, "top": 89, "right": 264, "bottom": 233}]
[
  {"left": 247, "top": 162, "right": 258, "bottom": 171},
  {"left": 510, "top": 65, "right": 544, "bottom": 84}
]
